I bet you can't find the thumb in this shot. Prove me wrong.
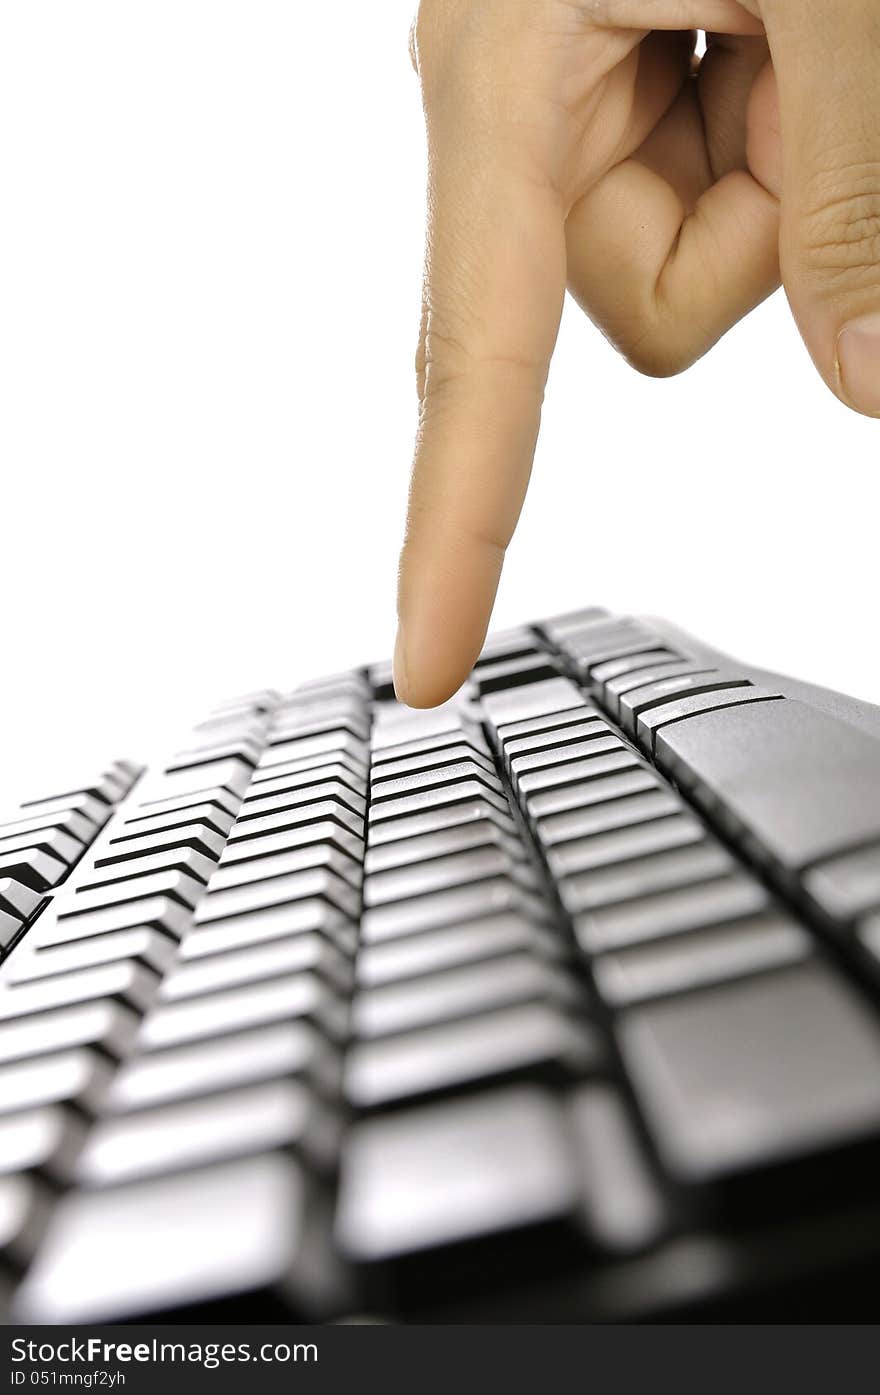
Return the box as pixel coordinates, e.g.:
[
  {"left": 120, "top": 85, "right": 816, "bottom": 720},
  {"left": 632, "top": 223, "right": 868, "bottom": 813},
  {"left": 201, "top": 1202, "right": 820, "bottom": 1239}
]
[{"left": 758, "top": 0, "right": 880, "bottom": 418}]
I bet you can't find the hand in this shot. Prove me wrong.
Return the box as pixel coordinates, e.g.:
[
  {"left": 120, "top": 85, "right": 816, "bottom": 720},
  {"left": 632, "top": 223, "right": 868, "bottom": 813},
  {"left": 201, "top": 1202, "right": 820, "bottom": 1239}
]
[{"left": 393, "top": 0, "right": 880, "bottom": 707}]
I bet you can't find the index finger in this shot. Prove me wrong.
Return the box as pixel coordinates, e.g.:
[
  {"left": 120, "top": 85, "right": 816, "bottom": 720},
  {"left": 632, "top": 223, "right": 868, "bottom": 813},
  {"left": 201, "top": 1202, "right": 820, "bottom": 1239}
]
[{"left": 393, "top": 95, "right": 566, "bottom": 706}]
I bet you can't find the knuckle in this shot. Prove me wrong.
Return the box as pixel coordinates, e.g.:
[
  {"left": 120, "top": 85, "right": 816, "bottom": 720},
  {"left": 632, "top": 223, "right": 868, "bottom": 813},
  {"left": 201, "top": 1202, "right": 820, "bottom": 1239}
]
[
  {"left": 798, "top": 161, "right": 880, "bottom": 283},
  {"left": 421, "top": 327, "right": 548, "bottom": 400},
  {"left": 622, "top": 326, "right": 698, "bottom": 379}
]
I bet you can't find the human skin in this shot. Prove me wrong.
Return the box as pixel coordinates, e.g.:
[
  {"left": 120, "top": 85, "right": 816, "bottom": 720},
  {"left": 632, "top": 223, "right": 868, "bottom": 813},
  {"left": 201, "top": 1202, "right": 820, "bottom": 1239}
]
[{"left": 393, "top": 0, "right": 880, "bottom": 708}]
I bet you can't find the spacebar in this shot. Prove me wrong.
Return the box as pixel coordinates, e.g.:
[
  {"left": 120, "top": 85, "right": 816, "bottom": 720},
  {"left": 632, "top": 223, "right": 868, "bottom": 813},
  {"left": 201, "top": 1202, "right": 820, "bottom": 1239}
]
[{"left": 654, "top": 698, "right": 880, "bottom": 877}]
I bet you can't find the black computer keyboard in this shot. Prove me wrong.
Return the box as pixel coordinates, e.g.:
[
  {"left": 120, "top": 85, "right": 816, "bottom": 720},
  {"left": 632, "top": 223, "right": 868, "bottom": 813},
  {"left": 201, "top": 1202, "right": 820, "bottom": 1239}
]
[{"left": 2, "top": 606, "right": 880, "bottom": 1323}]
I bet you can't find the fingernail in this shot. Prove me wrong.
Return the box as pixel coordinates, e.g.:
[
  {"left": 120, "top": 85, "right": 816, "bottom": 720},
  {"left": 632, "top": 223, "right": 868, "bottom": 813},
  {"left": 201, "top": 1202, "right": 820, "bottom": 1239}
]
[
  {"left": 392, "top": 625, "right": 410, "bottom": 705},
  {"left": 836, "top": 314, "right": 880, "bottom": 418}
]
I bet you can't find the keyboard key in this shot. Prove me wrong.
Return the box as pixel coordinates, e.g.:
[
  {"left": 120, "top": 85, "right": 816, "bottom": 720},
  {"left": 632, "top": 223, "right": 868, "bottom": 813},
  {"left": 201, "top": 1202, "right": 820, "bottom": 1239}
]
[
  {"left": 346, "top": 1002, "right": 602, "bottom": 1108},
  {"left": 496, "top": 706, "right": 598, "bottom": 745},
  {"left": 166, "top": 739, "right": 262, "bottom": 772},
  {"left": 20, "top": 762, "right": 138, "bottom": 809},
  {"left": 251, "top": 749, "right": 368, "bottom": 786},
  {"left": 555, "top": 619, "right": 659, "bottom": 661},
  {"left": 15, "top": 1154, "right": 330, "bottom": 1322},
  {"left": 368, "top": 780, "right": 510, "bottom": 825},
  {"left": 536, "top": 789, "right": 683, "bottom": 846},
  {"left": 0, "top": 878, "right": 42, "bottom": 926},
  {"left": 0, "top": 808, "right": 97, "bottom": 848},
  {"left": 502, "top": 719, "right": 609, "bottom": 765},
  {"left": 593, "top": 911, "right": 812, "bottom": 1008},
  {"left": 290, "top": 670, "right": 368, "bottom": 698},
  {"left": 361, "top": 878, "right": 543, "bottom": 944},
  {"left": 656, "top": 699, "right": 880, "bottom": 872},
  {"left": 59, "top": 869, "right": 204, "bottom": 914},
  {"left": 194, "top": 712, "right": 268, "bottom": 738},
  {"left": 245, "top": 755, "right": 366, "bottom": 794},
  {"left": 213, "top": 688, "right": 280, "bottom": 712},
  {"left": 472, "top": 653, "right": 561, "bottom": 696},
  {"left": 259, "top": 730, "right": 366, "bottom": 770},
  {"left": 370, "top": 760, "right": 502, "bottom": 804},
  {"left": 140, "top": 756, "right": 253, "bottom": 801},
  {"left": 549, "top": 816, "right": 705, "bottom": 880},
  {"left": 114, "top": 802, "right": 235, "bottom": 837},
  {"left": 549, "top": 615, "right": 652, "bottom": 654},
  {"left": 0, "top": 1175, "right": 47, "bottom": 1272},
  {"left": 590, "top": 650, "right": 681, "bottom": 686},
  {"left": 235, "top": 781, "right": 366, "bottom": 822},
  {"left": 0, "top": 848, "right": 66, "bottom": 892},
  {"left": 76, "top": 1081, "right": 337, "bottom": 1185},
  {"left": 353, "top": 954, "right": 576, "bottom": 1039},
  {"left": 77, "top": 847, "right": 216, "bottom": 891},
  {"left": 0, "top": 1002, "right": 136, "bottom": 1065},
  {"left": 365, "top": 819, "right": 521, "bottom": 875},
  {"left": 0, "top": 1049, "right": 111, "bottom": 1114},
  {"left": 180, "top": 898, "right": 355, "bottom": 959},
  {"left": 372, "top": 724, "right": 483, "bottom": 765},
  {"left": 367, "top": 799, "right": 515, "bottom": 847},
  {"left": 510, "top": 736, "right": 624, "bottom": 786},
  {"left": 35, "top": 894, "right": 192, "bottom": 948},
  {"left": 208, "top": 843, "right": 361, "bottom": 892},
  {"left": 620, "top": 961, "right": 880, "bottom": 1183},
  {"left": 617, "top": 671, "right": 748, "bottom": 731},
  {"left": 0, "top": 827, "right": 82, "bottom": 868},
  {"left": 603, "top": 661, "right": 714, "bottom": 717},
  {"left": 336, "top": 1086, "right": 581, "bottom": 1260},
  {"left": 539, "top": 606, "right": 609, "bottom": 639},
  {"left": 218, "top": 821, "right": 363, "bottom": 868},
  {"left": 364, "top": 846, "right": 520, "bottom": 908},
  {"left": 161, "top": 933, "right": 352, "bottom": 1000},
  {"left": 0, "top": 1106, "right": 76, "bottom": 1178},
  {"left": 10, "top": 927, "right": 177, "bottom": 981},
  {"left": 1, "top": 792, "right": 111, "bottom": 834},
  {"left": 226, "top": 800, "right": 363, "bottom": 842},
  {"left": 475, "top": 627, "right": 537, "bottom": 665},
  {"left": 525, "top": 767, "right": 658, "bottom": 819},
  {"left": 481, "top": 677, "right": 585, "bottom": 730},
  {"left": 131, "top": 789, "right": 240, "bottom": 821},
  {"left": 0, "top": 906, "right": 24, "bottom": 952},
  {"left": 857, "top": 913, "right": 880, "bottom": 964},
  {"left": 0, "top": 962, "right": 157, "bottom": 1021},
  {"left": 567, "top": 1085, "right": 668, "bottom": 1253},
  {"left": 574, "top": 874, "right": 771, "bottom": 955},
  {"left": 357, "top": 914, "right": 560, "bottom": 987},
  {"left": 194, "top": 867, "right": 360, "bottom": 924},
  {"left": 516, "top": 748, "right": 637, "bottom": 797},
  {"left": 804, "top": 844, "right": 880, "bottom": 922},
  {"left": 374, "top": 744, "right": 495, "bottom": 783},
  {"left": 273, "top": 714, "right": 370, "bottom": 747},
  {"left": 566, "top": 638, "right": 665, "bottom": 681},
  {"left": 101, "top": 823, "right": 228, "bottom": 865},
  {"left": 266, "top": 714, "right": 365, "bottom": 747},
  {"left": 562, "top": 842, "right": 735, "bottom": 918},
  {"left": 105, "top": 1022, "right": 339, "bottom": 1114},
  {"left": 636, "top": 688, "right": 784, "bottom": 750},
  {"left": 140, "top": 973, "right": 345, "bottom": 1050}
]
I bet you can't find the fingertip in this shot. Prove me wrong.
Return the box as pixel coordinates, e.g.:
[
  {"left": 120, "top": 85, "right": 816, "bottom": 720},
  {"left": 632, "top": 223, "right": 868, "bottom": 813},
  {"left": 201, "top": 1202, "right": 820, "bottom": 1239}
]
[
  {"left": 395, "top": 531, "right": 502, "bottom": 709},
  {"left": 393, "top": 617, "right": 473, "bottom": 708},
  {"left": 393, "top": 608, "right": 485, "bottom": 709},
  {"left": 393, "top": 667, "right": 468, "bottom": 710}
]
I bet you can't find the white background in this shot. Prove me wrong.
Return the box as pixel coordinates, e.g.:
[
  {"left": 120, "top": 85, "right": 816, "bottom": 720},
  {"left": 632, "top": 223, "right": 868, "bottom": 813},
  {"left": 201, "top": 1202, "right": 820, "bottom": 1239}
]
[{"left": 0, "top": 1, "right": 877, "bottom": 799}]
